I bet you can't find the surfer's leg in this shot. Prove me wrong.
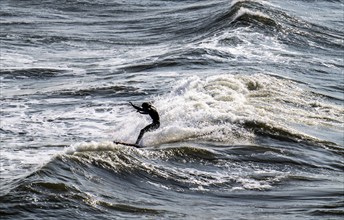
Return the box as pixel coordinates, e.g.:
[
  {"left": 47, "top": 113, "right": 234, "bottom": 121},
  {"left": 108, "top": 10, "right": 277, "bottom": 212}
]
[
  {"left": 135, "top": 124, "right": 152, "bottom": 145},
  {"left": 135, "top": 123, "right": 159, "bottom": 145},
  {"left": 135, "top": 129, "right": 145, "bottom": 145}
]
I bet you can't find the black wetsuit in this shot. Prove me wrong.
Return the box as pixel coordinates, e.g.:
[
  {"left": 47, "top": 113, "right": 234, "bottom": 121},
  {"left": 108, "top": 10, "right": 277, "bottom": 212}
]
[{"left": 130, "top": 102, "right": 160, "bottom": 145}]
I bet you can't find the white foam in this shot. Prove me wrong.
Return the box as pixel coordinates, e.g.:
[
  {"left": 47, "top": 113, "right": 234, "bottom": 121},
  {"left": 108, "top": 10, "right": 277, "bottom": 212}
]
[
  {"left": 111, "top": 74, "right": 257, "bottom": 146},
  {"left": 232, "top": 7, "right": 271, "bottom": 22},
  {"left": 153, "top": 75, "right": 255, "bottom": 144},
  {"left": 64, "top": 141, "right": 134, "bottom": 155},
  {"left": 124, "top": 74, "right": 343, "bottom": 146}
]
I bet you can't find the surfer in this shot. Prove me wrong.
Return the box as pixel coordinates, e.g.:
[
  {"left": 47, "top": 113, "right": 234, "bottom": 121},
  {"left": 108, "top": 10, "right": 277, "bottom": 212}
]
[{"left": 130, "top": 102, "right": 160, "bottom": 145}]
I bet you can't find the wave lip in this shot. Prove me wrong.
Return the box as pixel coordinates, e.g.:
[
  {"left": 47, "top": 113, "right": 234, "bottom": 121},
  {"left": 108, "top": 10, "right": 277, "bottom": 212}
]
[{"left": 64, "top": 141, "right": 127, "bottom": 154}]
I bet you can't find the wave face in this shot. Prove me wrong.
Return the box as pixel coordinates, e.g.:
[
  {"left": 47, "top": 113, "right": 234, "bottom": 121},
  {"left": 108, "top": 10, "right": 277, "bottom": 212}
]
[
  {"left": 1, "top": 0, "right": 343, "bottom": 219},
  {"left": 2, "top": 141, "right": 343, "bottom": 219}
]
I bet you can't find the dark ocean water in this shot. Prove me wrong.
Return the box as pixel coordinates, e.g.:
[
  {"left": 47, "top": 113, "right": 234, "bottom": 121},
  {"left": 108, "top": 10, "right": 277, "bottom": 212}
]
[{"left": 1, "top": 0, "right": 343, "bottom": 219}]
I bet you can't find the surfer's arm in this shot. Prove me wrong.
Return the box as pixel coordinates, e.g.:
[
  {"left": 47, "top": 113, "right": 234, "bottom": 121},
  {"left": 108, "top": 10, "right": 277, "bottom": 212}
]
[
  {"left": 129, "top": 102, "right": 143, "bottom": 111},
  {"left": 129, "top": 102, "right": 149, "bottom": 114},
  {"left": 129, "top": 102, "right": 151, "bottom": 115}
]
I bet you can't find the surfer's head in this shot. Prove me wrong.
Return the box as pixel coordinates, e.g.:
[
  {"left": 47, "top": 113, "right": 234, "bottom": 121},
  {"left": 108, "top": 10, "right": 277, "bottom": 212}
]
[{"left": 142, "top": 102, "right": 151, "bottom": 109}]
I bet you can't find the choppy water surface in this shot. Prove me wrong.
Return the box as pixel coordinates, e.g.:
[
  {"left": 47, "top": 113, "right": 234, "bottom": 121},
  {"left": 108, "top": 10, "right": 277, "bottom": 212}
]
[{"left": 1, "top": 0, "right": 343, "bottom": 219}]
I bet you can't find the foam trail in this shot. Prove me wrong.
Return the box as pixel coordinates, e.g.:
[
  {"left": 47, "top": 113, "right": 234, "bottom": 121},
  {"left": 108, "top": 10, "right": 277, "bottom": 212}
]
[
  {"left": 149, "top": 74, "right": 342, "bottom": 146},
  {"left": 64, "top": 141, "right": 133, "bottom": 155}
]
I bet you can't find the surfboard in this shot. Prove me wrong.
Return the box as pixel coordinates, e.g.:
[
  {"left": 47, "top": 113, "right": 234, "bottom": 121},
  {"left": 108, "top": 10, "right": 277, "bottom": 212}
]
[{"left": 113, "top": 141, "right": 143, "bottom": 148}]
